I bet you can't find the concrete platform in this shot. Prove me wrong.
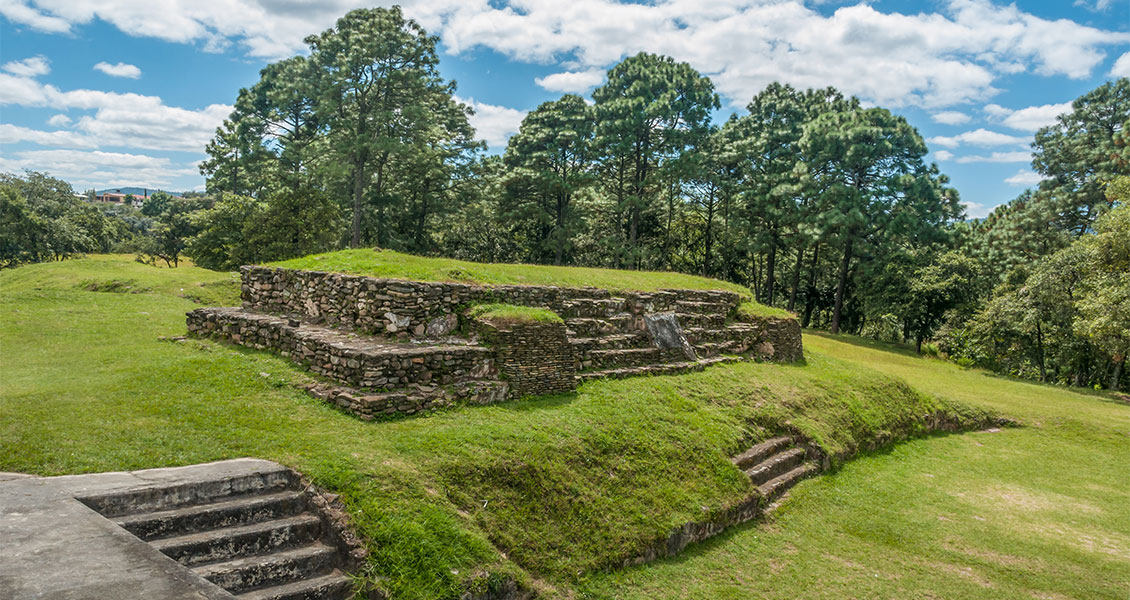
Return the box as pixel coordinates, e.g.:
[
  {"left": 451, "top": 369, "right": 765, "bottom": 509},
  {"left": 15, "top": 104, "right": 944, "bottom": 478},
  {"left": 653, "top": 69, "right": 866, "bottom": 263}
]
[{"left": 0, "top": 459, "right": 287, "bottom": 600}]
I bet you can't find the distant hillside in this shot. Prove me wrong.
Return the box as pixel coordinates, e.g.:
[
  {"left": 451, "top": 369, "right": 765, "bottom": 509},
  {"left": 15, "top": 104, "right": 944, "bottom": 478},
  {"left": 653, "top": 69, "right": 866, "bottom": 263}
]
[{"left": 92, "top": 186, "right": 188, "bottom": 197}]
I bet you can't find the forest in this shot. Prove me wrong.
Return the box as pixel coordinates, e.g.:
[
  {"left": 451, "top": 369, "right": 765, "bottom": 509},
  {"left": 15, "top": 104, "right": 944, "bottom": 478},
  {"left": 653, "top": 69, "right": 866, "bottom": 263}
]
[{"left": 1, "top": 7, "right": 1127, "bottom": 391}]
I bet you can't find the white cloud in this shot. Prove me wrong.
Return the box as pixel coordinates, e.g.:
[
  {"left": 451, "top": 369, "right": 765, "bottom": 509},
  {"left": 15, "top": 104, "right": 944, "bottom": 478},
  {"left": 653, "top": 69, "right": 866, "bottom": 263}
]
[
  {"left": 935, "top": 150, "right": 954, "bottom": 161},
  {"left": 929, "top": 128, "right": 1028, "bottom": 149},
  {"left": 2, "top": 55, "right": 50, "bottom": 77},
  {"left": 1, "top": 0, "right": 1126, "bottom": 110},
  {"left": 953, "top": 150, "right": 1031, "bottom": 163},
  {"left": 534, "top": 69, "right": 605, "bottom": 94},
  {"left": 1112, "top": 52, "right": 1130, "bottom": 78},
  {"left": 983, "top": 102, "right": 1071, "bottom": 132},
  {"left": 93, "top": 61, "right": 142, "bottom": 79},
  {"left": 931, "top": 111, "right": 970, "bottom": 125},
  {"left": 0, "top": 149, "right": 195, "bottom": 187},
  {"left": 0, "top": 75, "right": 231, "bottom": 153},
  {"left": 0, "top": 123, "right": 95, "bottom": 148},
  {"left": 458, "top": 96, "right": 527, "bottom": 151},
  {"left": 961, "top": 200, "right": 992, "bottom": 219},
  {"left": 46, "top": 113, "right": 71, "bottom": 127},
  {"left": 1004, "top": 169, "right": 1044, "bottom": 186}
]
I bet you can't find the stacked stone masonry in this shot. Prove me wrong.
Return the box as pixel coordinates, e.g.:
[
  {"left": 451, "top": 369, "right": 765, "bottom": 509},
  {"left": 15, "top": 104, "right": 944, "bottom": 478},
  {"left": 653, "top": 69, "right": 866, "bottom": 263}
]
[{"left": 187, "top": 266, "right": 803, "bottom": 420}]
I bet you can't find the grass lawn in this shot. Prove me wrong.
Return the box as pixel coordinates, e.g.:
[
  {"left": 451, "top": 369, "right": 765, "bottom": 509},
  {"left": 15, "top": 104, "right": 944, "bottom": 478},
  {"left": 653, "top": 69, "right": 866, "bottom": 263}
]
[
  {"left": 577, "top": 333, "right": 1130, "bottom": 599},
  {"left": 271, "top": 249, "right": 793, "bottom": 318},
  {"left": 2, "top": 256, "right": 1126, "bottom": 599}
]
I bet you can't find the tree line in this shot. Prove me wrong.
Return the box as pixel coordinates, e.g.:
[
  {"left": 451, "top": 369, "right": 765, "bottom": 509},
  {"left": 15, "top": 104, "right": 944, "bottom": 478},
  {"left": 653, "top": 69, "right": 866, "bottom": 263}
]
[{"left": 1, "top": 7, "right": 1125, "bottom": 390}]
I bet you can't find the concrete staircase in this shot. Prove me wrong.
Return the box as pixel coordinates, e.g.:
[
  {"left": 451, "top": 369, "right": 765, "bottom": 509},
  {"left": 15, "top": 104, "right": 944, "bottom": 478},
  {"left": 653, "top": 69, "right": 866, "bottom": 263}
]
[
  {"left": 732, "top": 436, "right": 819, "bottom": 505},
  {"left": 79, "top": 462, "right": 356, "bottom": 600}
]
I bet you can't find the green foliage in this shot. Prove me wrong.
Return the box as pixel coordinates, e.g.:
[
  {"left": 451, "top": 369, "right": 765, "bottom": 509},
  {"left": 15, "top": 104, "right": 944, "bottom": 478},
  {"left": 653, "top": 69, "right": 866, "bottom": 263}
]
[
  {"left": 466, "top": 303, "right": 563, "bottom": 325},
  {"left": 0, "top": 171, "right": 133, "bottom": 268},
  {"left": 137, "top": 196, "right": 209, "bottom": 267}
]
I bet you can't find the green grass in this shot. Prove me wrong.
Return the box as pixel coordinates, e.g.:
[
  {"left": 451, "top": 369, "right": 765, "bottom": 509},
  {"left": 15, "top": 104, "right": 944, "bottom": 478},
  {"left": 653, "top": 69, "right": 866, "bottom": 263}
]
[
  {"left": 272, "top": 248, "right": 759, "bottom": 298},
  {"left": 736, "top": 300, "right": 794, "bottom": 320},
  {"left": 577, "top": 333, "right": 1130, "bottom": 599},
  {"left": 467, "top": 303, "right": 563, "bottom": 325},
  {"left": 0, "top": 255, "right": 1000, "bottom": 599}
]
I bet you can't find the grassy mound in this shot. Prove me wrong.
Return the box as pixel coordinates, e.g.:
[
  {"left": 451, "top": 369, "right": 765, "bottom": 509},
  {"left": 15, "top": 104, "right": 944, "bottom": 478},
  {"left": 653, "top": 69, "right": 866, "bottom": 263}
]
[
  {"left": 271, "top": 249, "right": 793, "bottom": 318},
  {"left": 467, "top": 303, "right": 563, "bottom": 325},
  {"left": 17, "top": 255, "right": 1114, "bottom": 600}
]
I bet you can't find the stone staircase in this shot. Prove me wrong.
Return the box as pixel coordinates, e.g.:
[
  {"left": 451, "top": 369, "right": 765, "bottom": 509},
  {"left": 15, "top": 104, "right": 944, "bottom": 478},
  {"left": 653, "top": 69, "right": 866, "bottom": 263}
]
[
  {"left": 78, "top": 462, "right": 357, "bottom": 600},
  {"left": 732, "top": 435, "right": 819, "bottom": 505}
]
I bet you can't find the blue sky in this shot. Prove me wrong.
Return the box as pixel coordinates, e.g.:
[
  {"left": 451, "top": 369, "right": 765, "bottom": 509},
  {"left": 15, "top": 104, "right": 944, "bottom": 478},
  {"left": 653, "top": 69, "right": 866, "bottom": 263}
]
[{"left": 1, "top": 0, "right": 1128, "bottom": 218}]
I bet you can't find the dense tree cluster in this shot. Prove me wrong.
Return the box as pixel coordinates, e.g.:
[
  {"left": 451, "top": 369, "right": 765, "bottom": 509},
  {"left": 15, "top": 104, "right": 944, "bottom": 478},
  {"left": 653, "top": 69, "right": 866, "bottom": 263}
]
[{"left": 3, "top": 7, "right": 1125, "bottom": 390}]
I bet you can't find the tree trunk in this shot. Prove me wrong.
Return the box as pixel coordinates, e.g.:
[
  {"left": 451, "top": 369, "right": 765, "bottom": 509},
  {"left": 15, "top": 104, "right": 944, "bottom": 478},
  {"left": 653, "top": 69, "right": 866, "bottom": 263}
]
[
  {"left": 765, "top": 242, "right": 778, "bottom": 307},
  {"left": 830, "top": 238, "right": 853, "bottom": 334},
  {"left": 1035, "top": 321, "right": 1047, "bottom": 382},
  {"left": 1111, "top": 354, "right": 1124, "bottom": 391},
  {"left": 788, "top": 246, "right": 803, "bottom": 312},
  {"left": 802, "top": 243, "right": 820, "bottom": 328},
  {"left": 350, "top": 161, "right": 366, "bottom": 248},
  {"left": 703, "top": 187, "right": 715, "bottom": 276}
]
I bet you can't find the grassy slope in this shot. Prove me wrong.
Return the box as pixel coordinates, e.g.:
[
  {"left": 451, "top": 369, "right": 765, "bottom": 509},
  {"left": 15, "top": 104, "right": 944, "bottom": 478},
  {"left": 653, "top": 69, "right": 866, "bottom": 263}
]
[
  {"left": 0, "top": 256, "right": 985, "bottom": 598},
  {"left": 271, "top": 249, "right": 792, "bottom": 318},
  {"left": 578, "top": 333, "right": 1130, "bottom": 599}
]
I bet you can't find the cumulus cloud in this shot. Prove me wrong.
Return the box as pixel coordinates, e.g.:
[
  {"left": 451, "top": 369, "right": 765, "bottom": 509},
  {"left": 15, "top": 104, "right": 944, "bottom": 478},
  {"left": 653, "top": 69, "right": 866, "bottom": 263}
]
[
  {"left": 0, "top": 149, "right": 195, "bottom": 187},
  {"left": 953, "top": 151, "right": 1031, "bottom": 163},
  {"left": 1004, "top": 169, "right": 1044, "bottom": 186},
  {"left": 1111, "top": 52, "right": 1130, "bottom": 77},
  {"left": 934, "top": 150, "right": 954, "bottom": 161},
  {"left": 46, "top": 113, "right": 71, "bottom": 127},
  {"left": 2, "top": 55, "right": 50, "bottom": 77},
  {"left": 458, "top": 96, "right": 527, "bottom": 151},
  {"left": 1, "top": 0, "right": 1126, "bottom": 110},
  {"left": 983, "top": 102, "right": 1071, "bottom": 132},
  {"left": 534, "top": 69, "right": 606, "bottom": 94},
  {"left": 93, "top": 61, "right": 142, "bottom": 79},
  {"left": 931, "top": 111, "right": 971, "bottom": 125},
  {"left": 929, "top": 128, "right": 1028, "bottom": 149},
  {"left": 0, "top": 75, "right": 231, "bottom": 153},
  {"left": 962, "top": 200, "right": 992, "bottom": 219}
]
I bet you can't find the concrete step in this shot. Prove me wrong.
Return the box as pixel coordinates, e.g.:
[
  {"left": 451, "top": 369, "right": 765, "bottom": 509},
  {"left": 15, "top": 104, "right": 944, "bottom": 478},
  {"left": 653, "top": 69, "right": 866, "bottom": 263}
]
[
  {"left": 745, "top": 447, "right": 807, "bottom": 486},
  {"left": 237, "top": 570, "right": 353, "bottom": 600},
  {"left": 115, "top": 490, "right": 307, "bottom": 541},
  {"left": 151, "top": 513, "right": 322, "bottom": 566},
  {"left": 78, "top": 463, "right": 298, "bottom": 518},
  {"left": 732, "top": 436, "right": 796, "bottom": 471},
  {"left": 194, "top": 543, "right": 339, "bottom": 594},
  {"left": 564, "top": 315, "right": 635, "bottom": 337},
  {"left": 759, "top": 462, "right": 819, "bottom": 502}
]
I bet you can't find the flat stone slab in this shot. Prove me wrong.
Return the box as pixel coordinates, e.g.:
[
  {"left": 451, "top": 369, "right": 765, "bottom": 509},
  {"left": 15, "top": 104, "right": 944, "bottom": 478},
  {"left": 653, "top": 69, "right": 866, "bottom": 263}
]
[{"left": 0, "top": 459, "right": 287, "bottom": 600}]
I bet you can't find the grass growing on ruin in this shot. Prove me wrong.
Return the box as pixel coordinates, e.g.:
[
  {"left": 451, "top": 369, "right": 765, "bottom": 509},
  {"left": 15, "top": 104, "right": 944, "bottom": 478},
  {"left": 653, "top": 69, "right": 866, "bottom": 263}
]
[
  {"left": 3, "top": 255, "right": 1127, "bottom": 600},
  {"left": 467, "top": 303, "right": 563, "bottom": 325},
  {"left": 273, "top": 248, "right": 770, "bottom": 300},
  {"left": 736, "top": 299, "right": 794, "bottom": 320}
]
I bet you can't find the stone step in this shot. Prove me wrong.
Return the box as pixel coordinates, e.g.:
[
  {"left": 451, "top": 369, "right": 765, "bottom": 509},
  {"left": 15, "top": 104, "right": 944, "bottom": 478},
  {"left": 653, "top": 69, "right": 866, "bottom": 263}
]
[
  {"left": 576, "top": 356, "right": 739, "bottom": 382},
  {"left": 568, "top": 332, "right": 653, "bottom": 353},
  {"left": 237, "top": 570, "right": 354, "bottom": 600},
  {"left": 115, "top": 490, "right": 308, "bottom": 541},
  {"left": 78, "top": 463, "right": 298, "bottom": 518},
  {"left": 683, "top": 324, "right": 757, "bottom": 345},
  {"left": 732, "top": 436, "right": 796, "bottom": 471},
  {"left": 584, "top": 347, "right": 683, "bottom": 370},
  {"left": 307, "top": 380, "right": 511, "bottom": 420},
  {"left": 693, "top": 341, "right": 739, "bottom": 358},
  {"left": 758, "top": 462, "right": 819, "bottom": 503},
  {"left": 674, "top": 300, "right": 734, "bottom": 315},
  {"left": 676, "top": 312, "right": 727, "bottom": 329},
  {"left": 745, "top": 447, "right": 807, "bottom": 486},
  {"left": 660, "top": 288, "right": 742, "bottom": 305},
  {"left": 559, "top": 298, "right": 627, "bottom": 318},
  {"left": 151, "top": 513, "right": 323, "bottom": 566},
  {"left": 188, "top": 307, "right": 494, "bottom": 390},
  {"left": 194, "top": 543, "right": 339, "bottom": 594},
  {"left": 564, "top": 315, "right": 636, "bottom": 337}
]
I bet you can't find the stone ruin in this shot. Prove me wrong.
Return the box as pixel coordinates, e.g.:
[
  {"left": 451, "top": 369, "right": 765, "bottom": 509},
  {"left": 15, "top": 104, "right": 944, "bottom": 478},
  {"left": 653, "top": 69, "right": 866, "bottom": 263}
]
[{"left": 187, "top": 265, "right": 803, "bottom": 419}]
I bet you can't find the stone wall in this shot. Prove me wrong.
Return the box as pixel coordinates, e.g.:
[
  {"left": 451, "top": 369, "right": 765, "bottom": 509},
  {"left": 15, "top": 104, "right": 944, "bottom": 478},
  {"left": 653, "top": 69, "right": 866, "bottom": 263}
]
[
  {"left": 477, "top": 319, "right": 578, "bottom": 398},
  {"left": 187, "top": 307, "right": 495, "bottom": 390},
  {"left": 239, "top": 266, "right": 743, "bottom": 339}
]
